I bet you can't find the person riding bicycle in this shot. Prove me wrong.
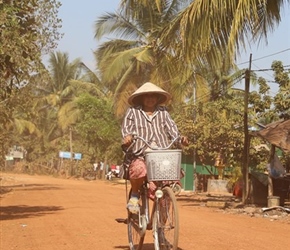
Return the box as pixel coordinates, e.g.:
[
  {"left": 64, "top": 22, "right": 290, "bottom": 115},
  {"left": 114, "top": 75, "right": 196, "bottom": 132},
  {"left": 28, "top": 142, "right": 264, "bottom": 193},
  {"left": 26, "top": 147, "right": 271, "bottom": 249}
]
[{"left": 121, "top": 82, "right": 188, "bottom": 214}]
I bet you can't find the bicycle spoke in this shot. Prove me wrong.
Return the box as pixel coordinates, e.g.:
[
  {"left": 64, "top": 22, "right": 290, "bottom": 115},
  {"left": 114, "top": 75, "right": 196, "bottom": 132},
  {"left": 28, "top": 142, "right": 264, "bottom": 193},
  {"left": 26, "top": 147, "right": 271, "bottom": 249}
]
[
  {"left": 153, "top": 186, "right": 179, "bottom": 250},
  {"left": 128, "top": 213, "right": 145, "bottom": 250}
]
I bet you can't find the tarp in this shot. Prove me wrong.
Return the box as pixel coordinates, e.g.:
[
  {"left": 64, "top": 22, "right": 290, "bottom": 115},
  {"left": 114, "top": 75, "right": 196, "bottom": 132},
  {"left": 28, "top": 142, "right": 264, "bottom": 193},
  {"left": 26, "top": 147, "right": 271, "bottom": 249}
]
[{"left": 256, "top": 120, "right": 290, "bottom": 153}]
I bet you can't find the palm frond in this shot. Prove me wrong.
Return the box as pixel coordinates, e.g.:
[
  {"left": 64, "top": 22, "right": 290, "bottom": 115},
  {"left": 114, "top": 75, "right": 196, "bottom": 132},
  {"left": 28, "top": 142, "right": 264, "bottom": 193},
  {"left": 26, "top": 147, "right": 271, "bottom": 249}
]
[
  {"left": 79, "top": 62, "right": 102, "bottom": 86},
  {"left": 69, "top": 80, "right": 106, "bottom": 97},
  {"left": 14, "top": 118, "right": 41, "bottom": 136},
  {"left": 160, "top": 0, "right": 287, "bottom": 66},
  {"left": 94, "top": 12, "right": 144, "bottom": 41},
  {"left": 58, "top": 101, "right": 81, "bottom": 131},
  {"left": 101, "top": 46, "right": 143, "bottom": 82}
]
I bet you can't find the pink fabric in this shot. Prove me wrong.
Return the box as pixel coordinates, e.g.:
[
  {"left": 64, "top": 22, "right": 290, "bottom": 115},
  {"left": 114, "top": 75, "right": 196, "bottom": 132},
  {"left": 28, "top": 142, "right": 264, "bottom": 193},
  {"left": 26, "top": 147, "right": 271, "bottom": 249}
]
[
  {"left": 129, "top": 158, "right": 147, "bottom": 179},
  {"left": 129, "top": 158, "right": 156, "bottom": 200},
  {"left": 148, "top": 181, "right": 156, "bottom": 200}
]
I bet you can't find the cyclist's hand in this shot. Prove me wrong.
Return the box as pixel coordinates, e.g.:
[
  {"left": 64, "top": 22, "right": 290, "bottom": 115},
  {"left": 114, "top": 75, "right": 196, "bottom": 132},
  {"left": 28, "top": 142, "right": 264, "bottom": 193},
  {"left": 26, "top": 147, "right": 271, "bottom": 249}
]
[
  {"left": 181, "top": 136, "right": 189, "bottom": 146},
  {"left": 123, "top": 135, "right": 133, "bottom": 146}
]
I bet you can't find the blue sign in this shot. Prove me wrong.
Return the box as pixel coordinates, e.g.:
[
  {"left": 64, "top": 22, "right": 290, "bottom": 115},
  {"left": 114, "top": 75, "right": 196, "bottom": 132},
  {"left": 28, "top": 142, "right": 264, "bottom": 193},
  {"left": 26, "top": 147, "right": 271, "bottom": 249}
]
[
  {"left": 74, "top": 153, "right": 82, "bottom": 160},
  {"left": 59, "top": 151, "right": 71, "bottom": 159},
  {"left": 59, "top": 152, "right": 82, "bottom": 160}
]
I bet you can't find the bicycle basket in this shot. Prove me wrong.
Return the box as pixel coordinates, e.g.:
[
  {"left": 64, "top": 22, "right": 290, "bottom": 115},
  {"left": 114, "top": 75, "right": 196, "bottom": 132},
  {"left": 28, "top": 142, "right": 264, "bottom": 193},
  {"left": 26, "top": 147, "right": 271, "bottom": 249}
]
[{"left": 145, "top": 149, "right": 182, "bottom": 181}]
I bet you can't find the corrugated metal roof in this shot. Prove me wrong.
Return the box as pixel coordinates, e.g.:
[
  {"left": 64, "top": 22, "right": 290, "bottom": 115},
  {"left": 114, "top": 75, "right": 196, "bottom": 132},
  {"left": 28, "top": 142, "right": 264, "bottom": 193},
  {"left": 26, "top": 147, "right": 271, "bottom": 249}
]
[{"left": 256, "top": 120, "right": 290, "bottom": 153}]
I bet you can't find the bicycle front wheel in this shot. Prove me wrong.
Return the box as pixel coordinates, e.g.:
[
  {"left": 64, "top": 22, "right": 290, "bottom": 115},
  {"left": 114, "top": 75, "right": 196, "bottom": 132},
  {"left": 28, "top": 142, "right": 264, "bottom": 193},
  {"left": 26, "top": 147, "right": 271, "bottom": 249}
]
[{"left": 153, "top": 186, "right": 179, "bottom": 250}]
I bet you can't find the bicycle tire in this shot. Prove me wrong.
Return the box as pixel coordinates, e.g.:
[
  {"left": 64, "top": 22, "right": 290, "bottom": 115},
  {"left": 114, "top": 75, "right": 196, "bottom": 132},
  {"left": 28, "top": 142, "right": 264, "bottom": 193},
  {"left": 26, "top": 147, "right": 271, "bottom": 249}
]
[
  {"left": 152, "top": 186, "right": 179, "bottom": 250},
  {"left": 127, "top": 189, "right": 145, "bottom": 250}
]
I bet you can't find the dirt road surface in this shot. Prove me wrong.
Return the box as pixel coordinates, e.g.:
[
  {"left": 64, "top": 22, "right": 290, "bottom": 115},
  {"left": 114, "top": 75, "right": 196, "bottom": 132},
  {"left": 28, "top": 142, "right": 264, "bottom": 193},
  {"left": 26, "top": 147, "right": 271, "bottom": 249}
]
[{"left": 1, "top": 173, "right": 289, "bottom": 250}]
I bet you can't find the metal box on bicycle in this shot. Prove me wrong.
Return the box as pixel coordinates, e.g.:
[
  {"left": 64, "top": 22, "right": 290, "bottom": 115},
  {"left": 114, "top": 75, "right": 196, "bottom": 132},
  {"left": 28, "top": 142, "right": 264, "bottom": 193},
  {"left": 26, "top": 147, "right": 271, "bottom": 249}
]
[{"left": 145, "top": 149, "right": 182, "bottom": 181}]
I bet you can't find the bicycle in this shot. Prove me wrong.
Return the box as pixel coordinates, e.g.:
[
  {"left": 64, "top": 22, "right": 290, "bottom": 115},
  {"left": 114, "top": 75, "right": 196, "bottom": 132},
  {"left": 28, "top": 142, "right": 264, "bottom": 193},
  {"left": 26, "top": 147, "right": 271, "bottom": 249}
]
[
  {"left": 116, "top": 135, "right": 183, "bottom": 250},
  {"left": 170, "top": 168, "right": 185, "bottom": 196}
]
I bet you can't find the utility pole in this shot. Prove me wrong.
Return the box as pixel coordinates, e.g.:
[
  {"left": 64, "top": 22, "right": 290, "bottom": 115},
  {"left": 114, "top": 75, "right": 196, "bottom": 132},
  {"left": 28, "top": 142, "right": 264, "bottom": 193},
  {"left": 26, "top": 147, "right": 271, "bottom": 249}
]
[
  {"left": 242, "top": 54, "right": 252, "bottom": 204},
  {"left": 193, "top": 80, "right": 197, "bottom": 191},
  {"left": 69, "top": 126, "right": 73, "bottom": 176}
]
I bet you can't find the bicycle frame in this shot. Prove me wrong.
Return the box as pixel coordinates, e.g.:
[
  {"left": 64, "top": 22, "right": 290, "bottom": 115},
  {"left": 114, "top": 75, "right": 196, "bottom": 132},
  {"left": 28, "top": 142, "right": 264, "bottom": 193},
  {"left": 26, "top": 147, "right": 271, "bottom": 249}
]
[
  {"left": 118, "top": 135, "right": 181, "bottom": 250},
  {"left": 126, "top": 179, "right": 178, "bottom": 249}
]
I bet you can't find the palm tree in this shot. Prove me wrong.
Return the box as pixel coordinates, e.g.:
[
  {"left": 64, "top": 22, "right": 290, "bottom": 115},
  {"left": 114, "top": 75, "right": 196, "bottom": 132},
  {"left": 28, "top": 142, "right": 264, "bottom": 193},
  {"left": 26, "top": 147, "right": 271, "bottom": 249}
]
[
  {"left": 99, "top": 0, "right": 289, "bottom": 114},
  {"left": 94, "top": 0, "right": 209, "bottom": 117},
  {"left": 44, "top": 51, "right": 82, "bottom": 108},
  {"left": 0, "top": 82, "right": 43, "bottom": 163},
  {"left": 57, "top": 62, "right": 110, "bottom": 131},
  {"left": 32, "top": 52, "right": 82, "bottom": 149},
  {"left": 159, "top": 0, "right": 288, "bottom": 67},
  {"left": 202, "top": 52, "right": 247, "bottom": 101}
]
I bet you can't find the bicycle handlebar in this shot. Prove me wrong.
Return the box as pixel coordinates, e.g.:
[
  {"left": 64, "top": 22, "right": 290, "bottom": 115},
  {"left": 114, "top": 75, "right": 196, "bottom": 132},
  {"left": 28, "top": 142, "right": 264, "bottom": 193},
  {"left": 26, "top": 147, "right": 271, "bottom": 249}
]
[
  {"left": 133, "top": 135, "right": 180, "bottom": 150},
  {"left": 123, "top": 135, "right": 181, "bottom": 152}
]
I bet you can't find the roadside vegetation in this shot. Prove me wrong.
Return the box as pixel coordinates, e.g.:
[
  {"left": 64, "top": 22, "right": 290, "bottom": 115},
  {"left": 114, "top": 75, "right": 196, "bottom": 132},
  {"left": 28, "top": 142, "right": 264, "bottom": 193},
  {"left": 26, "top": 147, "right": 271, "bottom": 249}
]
[{"left": 1, "top": 0, "right": 289, "bottom": 182}]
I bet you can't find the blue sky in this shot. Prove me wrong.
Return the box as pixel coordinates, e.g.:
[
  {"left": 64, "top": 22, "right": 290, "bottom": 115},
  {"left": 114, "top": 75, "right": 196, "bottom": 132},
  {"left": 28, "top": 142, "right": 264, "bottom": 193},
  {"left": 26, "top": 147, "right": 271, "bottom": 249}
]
[
  {"left": 54, "top": 0, "right": 290, "bottom": 94},
  {"left": 53, "top": 0, "right": 120, "bottom": 69}
]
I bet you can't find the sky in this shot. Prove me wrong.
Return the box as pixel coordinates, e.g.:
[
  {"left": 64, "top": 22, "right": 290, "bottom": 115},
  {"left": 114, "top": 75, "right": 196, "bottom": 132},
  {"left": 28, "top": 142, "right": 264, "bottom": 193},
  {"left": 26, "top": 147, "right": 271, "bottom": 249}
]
[
  {"left": 53, "top": 0, "right": 290, "bottom": 95},
  {"left": 50, "top": 0, "right": 121, "bottom": 69}
]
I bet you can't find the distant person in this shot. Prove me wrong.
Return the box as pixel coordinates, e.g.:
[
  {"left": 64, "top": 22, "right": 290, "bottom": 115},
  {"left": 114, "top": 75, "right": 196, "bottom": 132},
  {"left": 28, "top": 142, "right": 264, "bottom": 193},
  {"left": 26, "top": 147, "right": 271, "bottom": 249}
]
[
  {"left": 99, "top": 161, "right": 104, "bottom": 179},
  {"left": 106, "top": 170, "right": 113, "bottom": 181},
  {"left": 93, "top": 162, "right": 98, "bottom": 172}
]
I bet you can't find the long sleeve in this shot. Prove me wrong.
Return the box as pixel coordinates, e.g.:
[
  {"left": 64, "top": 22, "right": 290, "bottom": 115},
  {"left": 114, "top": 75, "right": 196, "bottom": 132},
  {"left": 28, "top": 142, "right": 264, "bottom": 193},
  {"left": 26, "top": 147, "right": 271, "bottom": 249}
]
[
  {"left": 122, "top": 108, "right": 136, "bottom": 137},
  {"left": 164, "top": 111, "right": 180, "bottom": 139}
]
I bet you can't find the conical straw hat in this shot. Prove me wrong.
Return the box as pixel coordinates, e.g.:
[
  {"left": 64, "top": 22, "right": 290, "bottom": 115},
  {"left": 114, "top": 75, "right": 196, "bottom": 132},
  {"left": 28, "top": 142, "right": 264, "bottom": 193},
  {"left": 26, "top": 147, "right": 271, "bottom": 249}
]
[{"left": 128, "top": 82, "right": 171, "bottom": 106}]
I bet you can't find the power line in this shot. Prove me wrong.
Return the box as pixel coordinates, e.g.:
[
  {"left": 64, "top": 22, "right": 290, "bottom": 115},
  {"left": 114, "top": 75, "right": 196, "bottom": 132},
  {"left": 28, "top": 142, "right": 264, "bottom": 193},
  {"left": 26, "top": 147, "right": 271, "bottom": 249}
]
[
  {"left": 251, "top": 62, "right": 274, "bottom": 79},
  {"left": 238, "top": 48, "right": 290, "bottom": 66},
  {"left": 253, "top": 64, "right": 290, "bottom": 72}
]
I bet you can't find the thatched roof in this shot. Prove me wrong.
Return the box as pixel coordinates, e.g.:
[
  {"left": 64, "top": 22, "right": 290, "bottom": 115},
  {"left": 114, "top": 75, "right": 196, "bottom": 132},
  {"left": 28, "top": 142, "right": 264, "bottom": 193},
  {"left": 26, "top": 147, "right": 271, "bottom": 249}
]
[{"left": 255, "top": 120, "right": 290, "bottom": 153}]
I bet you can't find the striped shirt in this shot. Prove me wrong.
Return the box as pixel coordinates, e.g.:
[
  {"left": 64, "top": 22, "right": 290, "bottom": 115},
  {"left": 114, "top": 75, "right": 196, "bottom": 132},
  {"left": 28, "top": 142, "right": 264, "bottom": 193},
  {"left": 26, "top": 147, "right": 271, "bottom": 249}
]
[{"left": 122, "top": 106, "right": 180, "bottom": 156}]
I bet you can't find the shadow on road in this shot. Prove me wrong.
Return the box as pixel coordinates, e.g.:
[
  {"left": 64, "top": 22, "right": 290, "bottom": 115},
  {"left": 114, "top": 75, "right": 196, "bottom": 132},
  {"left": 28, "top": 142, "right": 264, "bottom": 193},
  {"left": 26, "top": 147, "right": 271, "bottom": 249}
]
[
  {"left": 0, "top": 184, "right": 62, "bottom": 195},
  {"left": 0, "top": 205, "right": 64, "bottom": 220}
]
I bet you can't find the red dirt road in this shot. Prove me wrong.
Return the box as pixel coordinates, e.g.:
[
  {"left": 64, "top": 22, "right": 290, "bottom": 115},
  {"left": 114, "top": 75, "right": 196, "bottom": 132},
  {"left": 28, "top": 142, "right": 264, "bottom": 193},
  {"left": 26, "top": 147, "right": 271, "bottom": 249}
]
[{"left": 1, "top": 173, "right": 289, "bottom": 250}]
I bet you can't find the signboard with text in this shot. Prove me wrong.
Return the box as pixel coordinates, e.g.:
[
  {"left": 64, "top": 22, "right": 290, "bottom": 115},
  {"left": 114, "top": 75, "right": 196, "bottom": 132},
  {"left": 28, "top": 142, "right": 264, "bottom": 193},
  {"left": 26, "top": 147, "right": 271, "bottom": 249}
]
[
  {"left": 74, "top": 153, "right": 82, "bottom": 160},
  {"left": 59, "top": 151, "right": 71, "bottom": 159},
  {"left": 59, "top": 152, "right": 82, "bottom": 160}
]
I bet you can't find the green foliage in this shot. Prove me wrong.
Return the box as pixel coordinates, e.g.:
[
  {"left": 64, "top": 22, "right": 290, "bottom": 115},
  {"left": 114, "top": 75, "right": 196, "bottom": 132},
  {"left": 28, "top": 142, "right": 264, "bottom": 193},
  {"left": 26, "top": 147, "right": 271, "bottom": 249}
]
[
  {"left": 0, "top": 0, "right": 62, "bottom": 167},
  {"left": 195, "top": 98, "right": 245, "bottom": 166},
  {"left": 2, "top": 1, "right": 290, "bottom": 178},
  {"left": 160, "top": 0, "right": 285, "bottom": 66},
  {"left": 272, "top": 61, "right": 290, "bottom": 119},
  {"left": 76, "top": 93, "right": 122, "bottom": 162},
  {"left": 174, "top": 95, "right": 270, "bottom": 175},
  {"left": 0, "top": 0, "right": 62, "bottom": 100},
  {"left": 0, "top": 79, "right": 41, "bottom": 165},
  {"left": 94, "top": 0, "right": 207, "bottom": 117},
  {"left": 174, "top": 61, "right": 290, "bottom": 179}
]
